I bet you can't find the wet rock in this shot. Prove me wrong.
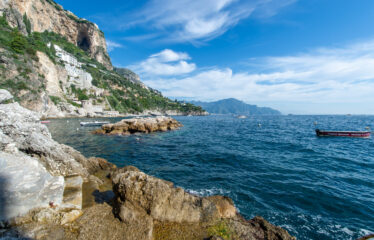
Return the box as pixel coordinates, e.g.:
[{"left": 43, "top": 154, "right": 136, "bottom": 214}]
[{"left": 93, "top": 117, "right": 183, "bottom": 135}]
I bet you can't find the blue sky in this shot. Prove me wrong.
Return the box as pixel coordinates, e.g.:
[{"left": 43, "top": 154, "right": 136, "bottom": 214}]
[{"left": 56, "top": 0, "right": 374, "bottom": 114}]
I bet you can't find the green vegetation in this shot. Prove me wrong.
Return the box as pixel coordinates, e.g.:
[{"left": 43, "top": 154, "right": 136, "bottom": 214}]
[
  {"left": 207, "top": 221, "right": 234, "bottom": 240},
  {"left": 0, "top": 11, "right": 205, "bottom": 114},
  {"left": 0, "top": 79, "right": 29, "bottom": 90},
  {"left": 23, "top": 14, "right": 31, "bottom": 35},
  {"left": 45, "top": 0, "right": 63, "bottom": 11},
  {"left": 10, "top": 30, "right": 27, "bottom": 54},
  {"left": 70, "top": 85, "right": 89, "bottom": 101},
  {"left": 49, "top": 95, "right": 62, "bottom": 105},
  {"left": 67, "top": 14, "right": 92, "bottom": 25},
  {"left": 0, "top": 13, "right": 7, "bottom": 27},
  {"left": 67, "top": 99, "right": 81, "bottom": 107}
]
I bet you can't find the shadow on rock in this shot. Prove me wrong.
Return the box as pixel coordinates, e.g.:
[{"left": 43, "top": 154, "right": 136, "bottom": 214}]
[{"left": 92, "top": 190, "right": 115, "bottom": 204}]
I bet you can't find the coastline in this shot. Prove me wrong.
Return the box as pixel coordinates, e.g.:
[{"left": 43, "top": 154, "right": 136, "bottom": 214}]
[
  {"left": 0, "top": 90, "right": 294, "bottom": 240},
  {"left": 41, "top": 110, "right": 209, "bottom": 120}
]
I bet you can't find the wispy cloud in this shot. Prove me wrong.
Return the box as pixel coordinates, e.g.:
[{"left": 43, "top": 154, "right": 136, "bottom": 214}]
[
  {"left": 120, "top": 0, "right": 296, "bottom": 43},
  {"left": 106, "top": 40, "right": 123, "bottom": 52},
  {"left": 136, "top": 39, "right": 374, "bottom": 114},
  {"left": 122, "top": 33, "right": 160, "bottom": 42},
  {"left": 128, "top": 49, "right": 196, "bottom": 76}
]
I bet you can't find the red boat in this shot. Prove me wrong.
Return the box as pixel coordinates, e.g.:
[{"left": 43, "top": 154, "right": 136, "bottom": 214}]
[{"left": 315, "top": 129, "right": 371, "bottom": 138}]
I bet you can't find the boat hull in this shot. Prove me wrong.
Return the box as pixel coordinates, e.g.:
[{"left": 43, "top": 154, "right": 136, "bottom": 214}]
[
  {"left": 315, "top": 129, "right": 371, "bottom": 138},
  {"left": 80, "top": 121, "right": 109, "bottom": 127}
]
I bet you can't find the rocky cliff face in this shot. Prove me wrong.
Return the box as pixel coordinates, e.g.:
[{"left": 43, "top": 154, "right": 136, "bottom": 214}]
[
  {"left": 0, "top": 0, "right": 112, "bottom": 70},
  {"left": 0, "top": 5, "right": 205, "bottom": 117}
]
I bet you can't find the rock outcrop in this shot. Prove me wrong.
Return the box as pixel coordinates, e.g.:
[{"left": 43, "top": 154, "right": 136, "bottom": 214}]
[
  {"left": 0, "top": 0, "right": 112, "bottom": 70},
  {"left": 111, "top": 166, "right": 296, "bottom": 240},
  {"left": 0, "top": 151, "right": 64, "bottom": 221},
  {"left": 0, "top": 102, "right": 91, "bottom": 177},
  {"left": 93, "top": 116, "right": 183, "bottom": 135},
  {"left": 0, "top": 90, "right": 116, "bottom": 224}
]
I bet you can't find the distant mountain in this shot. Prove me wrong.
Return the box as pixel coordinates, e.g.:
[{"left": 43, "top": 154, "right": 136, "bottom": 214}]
[{"left": 190, "top": 98, "right": 281, "bottom": 115}]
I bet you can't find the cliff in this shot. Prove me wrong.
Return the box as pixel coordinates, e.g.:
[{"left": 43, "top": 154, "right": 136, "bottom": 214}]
[
  {"left": 0, "top": 0, "right": 112, "bottom": 69},
  {"left": 0, "top": 89, "right": 295, "bottom": 240},
  {"left": 0, "top": 1, "right": 205, "bottom": 117}
]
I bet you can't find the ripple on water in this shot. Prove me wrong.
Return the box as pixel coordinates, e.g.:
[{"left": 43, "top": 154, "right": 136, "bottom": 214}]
[{"left": 47, "top": 115, "right": 374, "bottom": 240}]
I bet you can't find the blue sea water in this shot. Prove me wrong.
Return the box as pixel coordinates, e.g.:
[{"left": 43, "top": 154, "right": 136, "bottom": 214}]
[{"left": 47, "top": 115, "right": 374, "bottom": 240}]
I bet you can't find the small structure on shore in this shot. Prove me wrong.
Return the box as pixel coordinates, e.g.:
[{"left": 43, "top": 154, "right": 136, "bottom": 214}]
[{"left": 93, "top": 116, "right": 183, "bottom": 135}]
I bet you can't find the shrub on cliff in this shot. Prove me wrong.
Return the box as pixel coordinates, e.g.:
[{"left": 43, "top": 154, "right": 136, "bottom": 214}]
[
  {"left": 0, "top": 13, "right": 9, "bottom": 28},
  {"left": 23, "top": 14, "right": 32, "bottom": 35},
  {"left": 10, "top": 30, "right": 27, "bottom": 54}
]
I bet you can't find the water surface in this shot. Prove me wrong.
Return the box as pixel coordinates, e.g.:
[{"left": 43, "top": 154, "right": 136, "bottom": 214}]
[{"left": 47, "top": 115, "right": 374, "bottom": 240}]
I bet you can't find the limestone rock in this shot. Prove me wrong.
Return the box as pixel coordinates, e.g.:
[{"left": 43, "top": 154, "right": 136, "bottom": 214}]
[
  {"left": 1, "top": 0, "right": 112, "bottom": 69},
  {"left": 86, "top": 157, "right": 117, "bottom": 174},
  {"left": 112, "top": 166, "right": 296, "bottom": 240},
  {"left": 0, "top": 102, "right": 111, "bottom": 178},
  {"left": 226, "top": 216, "right": 296, "bottom": 240},
  {"left": 0, "top": 151, "right": 64, "bottom": 221},
  {"left": 61, "top": 176, "right": 83, "bottom": 210},
  {"left": 0, "top": 102, "right": 90, "bottom": 177},
  {"left": 0, "top": 89, "right": 13, "bottom": 103},
  {"left": 112, "top": 167, "right": 228, "bottom": 224},
  {"left": 93, "top": 117, "right": 183, "bottom": 135},
  {"left": 71, "top": 203, "right": 135, "bottom": 240}
]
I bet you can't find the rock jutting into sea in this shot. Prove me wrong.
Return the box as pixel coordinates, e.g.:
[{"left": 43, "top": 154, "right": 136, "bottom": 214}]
[
  {"left": 0, "top": 89, "right": 295, "bottom": 239},
  {"left": 93, "top": 116, "right": 183, "bottom": 135},
  {"left": 111, "top": 166, "right": 296, "bottom": 240}
]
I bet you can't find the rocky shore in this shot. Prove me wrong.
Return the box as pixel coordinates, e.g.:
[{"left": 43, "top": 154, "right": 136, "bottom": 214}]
[
  {"left": 93, "top": 117, "right": 183, "bottom": 135},
  {"left": 0, "top": 89, "right": 295, "bottom": 239}
]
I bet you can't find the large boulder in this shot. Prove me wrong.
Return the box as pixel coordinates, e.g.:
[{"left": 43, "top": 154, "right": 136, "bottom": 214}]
[
  {"left": 112, "top": 166, "right": 296, "bottom": 240},
  {"left": 0, "top": 102, "right": 92, "bottom": 177},
  {"left": 0, "top": 152, "right": 64, "bottom": 221},
  {"left": 93, "top": 117, "right": 183, "bottom": 135}
]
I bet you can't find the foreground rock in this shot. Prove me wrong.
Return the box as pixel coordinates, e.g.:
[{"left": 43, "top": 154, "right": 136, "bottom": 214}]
[
  {"left": 0, "top": 91, "right": 114, "bottom": 225},
  {"left": 93, "top": 116, "right": 183, "bottom": 135},
  {"left": 0, "top": 152, "right": 64, "bottom": 221},
  {"left": 0, "top": 102, "right": 90, "bottom": 177},
  {"left": 112, "top": 166, "right": 296, "bottom": 240}
]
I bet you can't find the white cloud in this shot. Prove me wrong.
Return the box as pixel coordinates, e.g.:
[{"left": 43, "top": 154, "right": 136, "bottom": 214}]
[
  {"left": 139, "top": 39, "right": 374, "bottom": 114},
  {"left": 124, "top": 0, "right": 296, "bottom": 43},
  {"left": 106, "top": 40, "right": 123, "bottom": 52},
  {"left": 128, "top": 49, "right": 196, "bottom": 76}
]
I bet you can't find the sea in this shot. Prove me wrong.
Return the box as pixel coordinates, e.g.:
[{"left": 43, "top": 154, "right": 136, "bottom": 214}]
[{"left": 47, "top": 115, "right": 374, "bottom": 240}]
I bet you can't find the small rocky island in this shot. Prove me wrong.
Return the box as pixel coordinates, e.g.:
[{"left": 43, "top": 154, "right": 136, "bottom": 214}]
[
  {"left": 0, "top": 89, "right": 295, "bottom": 239},
  {"left": 93, "top": 117, "right": 183, "bottom": 135}
]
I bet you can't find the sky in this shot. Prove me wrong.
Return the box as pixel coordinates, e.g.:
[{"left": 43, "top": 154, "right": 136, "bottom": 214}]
[{"left": 56, "top": 0, "right": 374, "bottom": 114}]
